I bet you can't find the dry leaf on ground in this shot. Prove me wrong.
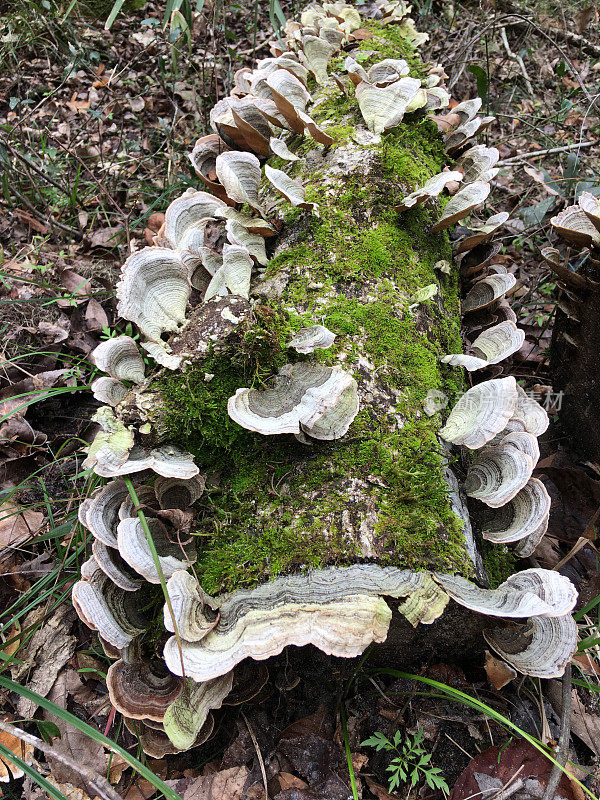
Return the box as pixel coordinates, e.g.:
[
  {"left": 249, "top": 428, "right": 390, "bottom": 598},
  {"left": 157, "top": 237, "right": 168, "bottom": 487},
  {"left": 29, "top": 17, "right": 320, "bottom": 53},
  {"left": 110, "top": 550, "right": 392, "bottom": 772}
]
[
  {"left": 0, "top": 503, "right": 43, "bottom": 555},
  {"left": 12, "top": 605, "right": 77, "bottom": 718},
  {"left": 166, "top": 766, "right": 258, "bottom": 800},
  {"left": 0, "top": 716, "right": 34, "bottom": 782}
]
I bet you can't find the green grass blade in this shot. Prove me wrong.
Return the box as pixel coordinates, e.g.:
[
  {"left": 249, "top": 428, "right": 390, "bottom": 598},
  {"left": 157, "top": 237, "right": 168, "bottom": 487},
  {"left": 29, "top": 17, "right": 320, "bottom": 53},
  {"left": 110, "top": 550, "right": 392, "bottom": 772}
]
[
  {"left": 0, "top": 675, "right": 183, "bottom": 800},
  {"left": 105, "top": 0, "right": 126, "bottom": 29},
  {"left": 340, "top": 702, "right": 359, "bottom": 800}
]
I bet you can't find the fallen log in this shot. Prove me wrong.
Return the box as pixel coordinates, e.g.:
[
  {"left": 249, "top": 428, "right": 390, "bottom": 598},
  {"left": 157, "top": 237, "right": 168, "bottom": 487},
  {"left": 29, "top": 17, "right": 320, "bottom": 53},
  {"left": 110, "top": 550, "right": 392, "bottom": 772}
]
[{"left": 71, "top": 0, "right": 578, "bottom": 756}]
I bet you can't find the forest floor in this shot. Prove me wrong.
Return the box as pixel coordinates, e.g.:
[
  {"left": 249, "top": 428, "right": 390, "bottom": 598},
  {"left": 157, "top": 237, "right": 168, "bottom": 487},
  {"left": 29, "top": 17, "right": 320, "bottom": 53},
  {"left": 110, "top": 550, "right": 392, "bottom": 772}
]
[{"left": 2, "top": 0, "right": 600, "bottom": 798}]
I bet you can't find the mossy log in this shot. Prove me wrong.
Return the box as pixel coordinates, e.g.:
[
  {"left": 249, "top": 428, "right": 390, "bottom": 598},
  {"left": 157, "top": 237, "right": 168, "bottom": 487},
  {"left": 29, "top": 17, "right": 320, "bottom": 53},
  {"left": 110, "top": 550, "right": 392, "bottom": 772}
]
[
  {"left": 73, "top": 6, "right": 579, "bottom": 754},
  {"left": 127, "top": 25, "right": 489, "bottom": 601}
]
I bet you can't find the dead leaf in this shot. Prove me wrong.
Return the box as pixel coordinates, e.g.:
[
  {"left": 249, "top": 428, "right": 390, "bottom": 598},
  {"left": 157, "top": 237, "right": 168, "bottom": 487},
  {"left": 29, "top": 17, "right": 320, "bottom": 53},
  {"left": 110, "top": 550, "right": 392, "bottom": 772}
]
[
  {"left": 44, "top": 669, "right": 108, "bottom": 789},
  {"left": 166, "top": 766, "right": 252, "bottom": 800},
  {"left": 280, "top": 705, "right": 334, "bottom": 740},
  {"left": 14, "top": 209, "right": 48, "bottom": 234},
  {"left": 147, "top": 213, "right": 165, "bottom": 232},
  {"left": 12, "top": 605, "right": 77, "bottom": 718},
  {"left": 484, "top": 650, "right": 517, "bottom": 690},
  {"left": 277, "top": 773, "right": 308, "bottom": 791},
  {"left": 129, "top": 96, "right": 145, "bottom": 112},
  {"left": 89, "top": 227, "right": 123, "bottom": 249},
  {"left": 546, "top": 681, "right": 600, "bottom": 756},
  {"left": 38, "top": 320, "right": 70, "bottom": 344},
  {"left": 450, "top": 741, "right": 577, "bottom": 800},
  {"left": 571, "top": 652, "right": 600, "bottom": 675},
  {"left": 365, "top": 778, "right": 402, "bottom": 800},
  {"left": 84, "top": 299, "right": 108, "bottom": 332},
  {"left": 523, "top": 165, "right": 561, "bottom": 196},
  {"left": 0, "top": 716, "right": 34, "bottom": 781},
  {"left": 0, "top": 503, "right": 43, "bottom": 552},
  {"left": 60, "top": 270, "right": 91, "bottom": 301},
  {"left": 65, "top": 93, "right": 90, "bottom": 113},
  {"left": 575, "top": 5, "right": 597, "bottom": 34}
]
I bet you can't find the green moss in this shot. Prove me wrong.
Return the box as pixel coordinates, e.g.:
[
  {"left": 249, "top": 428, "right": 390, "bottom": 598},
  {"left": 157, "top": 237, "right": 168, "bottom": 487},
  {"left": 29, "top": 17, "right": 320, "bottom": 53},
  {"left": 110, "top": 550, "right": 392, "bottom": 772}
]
[{"left": 481, "top": 541, "right": 517, "bottom": 588}]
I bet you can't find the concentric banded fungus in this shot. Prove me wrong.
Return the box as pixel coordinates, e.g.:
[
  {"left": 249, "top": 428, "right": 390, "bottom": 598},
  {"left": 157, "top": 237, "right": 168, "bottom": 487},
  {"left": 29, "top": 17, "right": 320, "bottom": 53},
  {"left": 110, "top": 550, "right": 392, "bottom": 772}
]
[
  {"left": 163, "top": 570, "right": 219, "bottom": 641},
  {"left": 189, "top": 135, "right": 228, "bottom": 192},
  {"left": 579, "top": 191, "right": 600, "bottom": 232},
  {"left": 106, "top": 656, "right": 184, "bottom": 722},
  {"left": 91, "top": 336, "right": 145, "bottom": 384},
  {"left": 163, "top": 566, "right": 448, "bottom": 681},
  {"left": 454, "top": 212, "right": 509, "bottom": 254},
  {"left": 117, "top": 517, "right": 196, "bottom": 584},
  {"left": 484, "top": 615, "right": 577, "bottom": 679},
  {"left": 441, "top": 322, "right": 524, "bottom": 372},
  {"left": 395, "top": 170, "right": 463, "bottom": 212},
  {"left": 78, "top": 479, "right": 130, "bottom": 547},
  {"left": 551, "top": 204, "right": 600, "bottom": 249},
  {"left": 435, "top": 569, "right": 577, "bottom": 618},
  {"left": 439, "top": 377, "right": 518, "bottom": 449},
  {"left": 124, "top": 715, "right": 214, "bottom": 758},
  {"left": 513, "top": 384, "right": 550, "bottom": 436},
  {"left": 70, "top": 0, "right": 579, "bottom": 749},
  {"left": 470, "top": 321, "right": 525, "bottom": 363},
  {"left": 265, "top": 164, "right": 317, "bottom": 211},
  {"left": 83, "top": 408, "right": 134, "bottom": 476},
  {"left": 116, "top": 248, "right": 191, "bottom": 343},
  {"left": 206, "top": 243, "right": 253, "bottom": 300},
  {"left": 355, "top": 77, "right": 421, "bottom": 134},
  {"left": 463, "top": 442, "right": 534, "bottom": 507},
  {"left": 162, "top": 674, "right": 234, "bottom": 751},
  {"left": 72, "top": 557, "right": 146, "bottom": 649},
  {"left": 481, "top": 477, "right": 550, "bottom": 549},
  {"left": 215, "top": 152, "right": 263, "bottom": 213},
  {"left": 366, "top": 58, "right": 410, "bottom": 85},
  {"left": 92, "top": 540, "right": 143, "bottom": 592},
  {"left": 288, "top": 324, "right": 336, "bottom": 353},
  {"left": 430, "top": 181, "right": 491, "bottom": 233},
  {"left": 455, "top": 144, "right": 500, "bottom": 184},
  {"left": 227, "top": 362, "right": 359, "bottom": 440},
  {"left": 302, "top": 35, "right": 337, "bottom": 84},
  {"left": 154, "top": 475, "right": 206, "bottom": 510},
  {"left": 270, "top": 137, "right": 300, "bottom": 161},
  {"left": 462, "top": 273, "right": 517, "bottom": 314},
  {"left": 91, "top": 377, "right": 129, "bottom": 407},
  {"left": 91, "top": 444, "right": 199, "bottom": 479}
]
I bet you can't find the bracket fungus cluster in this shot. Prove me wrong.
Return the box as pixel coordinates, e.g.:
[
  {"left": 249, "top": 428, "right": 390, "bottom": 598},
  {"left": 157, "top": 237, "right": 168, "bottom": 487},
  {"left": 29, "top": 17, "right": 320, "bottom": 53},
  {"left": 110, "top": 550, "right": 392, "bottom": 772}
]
[{"left": 71, "top": 0, "right": 579, "bottom": 756}]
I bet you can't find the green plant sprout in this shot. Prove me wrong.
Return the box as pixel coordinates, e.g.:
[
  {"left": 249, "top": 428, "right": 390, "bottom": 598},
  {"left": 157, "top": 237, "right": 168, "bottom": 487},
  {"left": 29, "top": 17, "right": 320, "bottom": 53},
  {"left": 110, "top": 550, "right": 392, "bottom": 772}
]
[{"left": 362, "top": 727, "right": 449, "bottom": 795}]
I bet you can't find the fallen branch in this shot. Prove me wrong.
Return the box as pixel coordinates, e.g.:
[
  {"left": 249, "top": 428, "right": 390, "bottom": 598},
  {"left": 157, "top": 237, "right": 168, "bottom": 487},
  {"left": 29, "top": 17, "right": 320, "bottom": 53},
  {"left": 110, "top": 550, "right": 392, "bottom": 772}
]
[
  {"left": 497, "top": 140, "right": 597, "bottom": 166},
  {"left": 500, "top": 26, "right": 534, "bottom": 97},
  {"left": 0, "top": 718, "right": 124, "bottom": 800}
]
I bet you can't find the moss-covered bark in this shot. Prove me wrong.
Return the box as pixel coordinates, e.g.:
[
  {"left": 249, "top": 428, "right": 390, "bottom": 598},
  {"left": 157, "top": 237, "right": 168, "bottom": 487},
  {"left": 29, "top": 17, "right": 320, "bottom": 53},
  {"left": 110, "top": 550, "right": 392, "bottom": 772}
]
[{"left": 139, "top": 22, "right": 480, "bottom": 596}]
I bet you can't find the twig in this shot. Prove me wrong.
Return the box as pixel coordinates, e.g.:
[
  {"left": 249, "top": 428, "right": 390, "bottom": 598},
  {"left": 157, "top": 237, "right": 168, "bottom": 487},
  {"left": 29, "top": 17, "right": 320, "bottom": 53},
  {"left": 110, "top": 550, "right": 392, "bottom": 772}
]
[
  {"left": 542, "top": 664, "right": 572, "bottom": 800},
  {"left": 0, "top": 718, "right": 124, "bottom": 800},
  {"left": 497, "top": 140, "right": 597, "bottom": 166},
  {"left": 240, "top": 711, "right": 269, "bottom": 800},
  {"left": 500, "top": 27, "right": 534, "bottom": 96},
  {"left": 552, "top": 536, "right": 597, "bottom": 572}
]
